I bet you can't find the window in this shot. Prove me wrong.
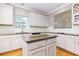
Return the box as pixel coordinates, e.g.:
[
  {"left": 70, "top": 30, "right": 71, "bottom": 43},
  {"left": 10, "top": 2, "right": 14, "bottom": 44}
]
[
  {"left": 15, "top": 16, "right": 29, "bottom": 31},
  {"left": 54, "top": 10, "right": 72, "bottom": 28}
]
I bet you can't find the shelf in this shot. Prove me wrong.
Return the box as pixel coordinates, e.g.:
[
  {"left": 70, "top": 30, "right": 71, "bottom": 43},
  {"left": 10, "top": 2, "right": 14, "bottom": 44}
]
[{"left": 73, "top": 13, "right": 79, "bottom": 16}]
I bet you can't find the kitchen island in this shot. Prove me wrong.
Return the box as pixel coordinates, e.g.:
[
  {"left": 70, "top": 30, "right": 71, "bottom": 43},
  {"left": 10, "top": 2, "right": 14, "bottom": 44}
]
[{"left": 22, "top": 33, "right": 57, "bottom": 56}]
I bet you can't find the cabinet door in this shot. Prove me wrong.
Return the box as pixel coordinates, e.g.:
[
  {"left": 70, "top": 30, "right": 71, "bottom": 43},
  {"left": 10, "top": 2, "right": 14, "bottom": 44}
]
[
  {"left": 75, "top": 38, "right": 79, "bottom": 54},
  {"left": 57, "top": 35, "right": 65, "bottom": 48},
  {"left": 29, "top": 47, "right": 46, "bottom": 56},
  {"left": 29, "top": 12, "right": 49, "bottom": 26},
  {"left": 47, "top": 43, "right": 56, "bottom": 56},
  {"left": 64, "top": 35, "right": 75, "bottom": 53},
  {"left": 0, "top": 4, "right": 13, "bottom": 25},
  {"left": 29, "top": 12, "right": 39, "bottom": 26},
  {"left": 38, "top": 14, "right": 49, "bottom": 26},
  {"left": 11, "top": 35, "right": 22, "bottom": 50},
  {"left": 0, "top": 36, "right": 11, "bottom": 53},
  {"left": 0, "top": 4, "right": 3, "bottom": 23}
]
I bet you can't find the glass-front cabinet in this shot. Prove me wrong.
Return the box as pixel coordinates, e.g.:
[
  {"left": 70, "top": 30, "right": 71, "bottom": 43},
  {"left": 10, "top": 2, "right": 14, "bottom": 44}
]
[{"left": 73, "top": 3, "right": 79, "bottom": 24}]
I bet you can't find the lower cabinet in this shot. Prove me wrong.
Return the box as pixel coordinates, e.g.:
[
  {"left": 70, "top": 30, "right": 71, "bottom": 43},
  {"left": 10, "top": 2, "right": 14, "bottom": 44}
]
[
  {"left": 47, "top": 43, "right": 56, "bottom": 56},
  {"left": 64, "top": 35, "right": 75, "bottom": 53},
  {"left": 75, "top": 39, "right": 79, "bottom": 55},
  {"left": 57, "top": 34, "right": 79, "bottom": 55},
  {"left": 0, "top": 38, "right": 11, "bottom": 53},
  {"left": 11, "top": 35, "right": 23, "bottom": 50},
  {"left": 0, "top": 35, "right": 23, "bottom": 54},
  {"left": 29, "top": 47, "right": 46, "bottom": 56},
  {"left": 57, "top": 35, "right": 65, "bottom": 48}
]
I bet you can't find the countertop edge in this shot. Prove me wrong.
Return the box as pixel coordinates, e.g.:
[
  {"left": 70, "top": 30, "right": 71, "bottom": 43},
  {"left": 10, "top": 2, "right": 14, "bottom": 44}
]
[
  {"left": 47, "top": 32, "right": 79, "bottom": 36},
  {"left": 26, "top": 36, "right": 57, "bottom": 43}
]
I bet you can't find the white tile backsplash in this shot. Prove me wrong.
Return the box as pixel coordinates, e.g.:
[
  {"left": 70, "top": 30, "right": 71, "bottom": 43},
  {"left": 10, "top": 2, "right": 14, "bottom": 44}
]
[
  {"left": 0, "top": 26, "right": 16, "bottom": 34},
  {"left": 47, "top": 25, "right": 79, "bottom": 34}
]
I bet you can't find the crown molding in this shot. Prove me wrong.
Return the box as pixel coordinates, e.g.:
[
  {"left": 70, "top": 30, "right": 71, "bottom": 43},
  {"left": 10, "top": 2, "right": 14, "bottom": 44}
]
[
  {"left": 46, "top": 3, "right": 72, "bottom": 15},
  {"left": 8, "top": 3, "right": 47, "bottom": 16}
]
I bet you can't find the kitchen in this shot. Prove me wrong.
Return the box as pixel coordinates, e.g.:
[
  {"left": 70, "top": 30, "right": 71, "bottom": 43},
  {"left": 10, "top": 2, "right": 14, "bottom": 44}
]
[{"left": 0, "top": 3, "right": 78, "bottom": 56}]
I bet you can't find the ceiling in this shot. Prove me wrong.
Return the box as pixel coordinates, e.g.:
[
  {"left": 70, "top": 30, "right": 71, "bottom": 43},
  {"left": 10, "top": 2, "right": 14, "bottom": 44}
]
[{"left": 24, "top": 3, "right": 66, "bottom": 14}]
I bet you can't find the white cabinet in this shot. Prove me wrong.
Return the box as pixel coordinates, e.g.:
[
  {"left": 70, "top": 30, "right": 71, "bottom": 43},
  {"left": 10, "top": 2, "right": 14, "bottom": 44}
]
[
  {"left": 75, "top": 39, "right": 79, "bottom": 54},
  {"left": 74, "top": 36, "right": 79, "bottom": 54},
  {"left": 46, "top": 38, "right": 56, "bottom": 56},
  {"left": 64, "top": 35, "right": 75, "bottom": 52},
  {"left": 28, "top": 40, "right": 46, "bottom": 51},
  {"left": 73, "top": 3, "right": 79, "bottom": 24},
  {"left": 29, "top": 12, "right": 37, "bottom": 26},
  {"left": 0, "top": 4, "right": 13, "bottom": 25},
  {"left": 10, "top": 35, "right": 22, "bottom": 50},
  {"left": 47, "top": 38, "right": 56, "bottom": 45},
  {"left": 29, "top": 47, "right": 46, "bottom": 56},
  {"left": 57, "top": 34, "right": 75, "bottom": 53},
  {"left": 0, "top": 35, "right": 22, "bottom": 53},
  {"left": 47, "top": 43, "right": 56, "bottom": 56},
  {"left": 57, "top": 35, "right": 65, "bottom": 48},
  {"left": 29, "top": 12, "right": 49, "bottom": 27},
  {"left": 39, "top": 15, "right": 49, "bottom": 26},
  {"left": 57, "top": 34, "right": 79, "bottom": 54},
  {"left": 0, "top": 37, "right": 11, "bottom": 53}
]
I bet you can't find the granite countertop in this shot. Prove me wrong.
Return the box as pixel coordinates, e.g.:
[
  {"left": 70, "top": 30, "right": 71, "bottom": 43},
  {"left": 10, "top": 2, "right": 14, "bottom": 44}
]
[
  {"left": 26, "top": 35, "right": 57, "bottom": 43},
  {"left": 0, "top": 32, "right": 50, "bottom": 36},
  {"left": 0, "top": 31, "right": 79, "bottom": 36},
  {"left": 0, "top": 32, "right": 48, "bottom": 36},
  {"left": 0, "top": 32, "right": 33, "bottom": 36},
  {"left": 48, "top": 32, "right": 79, "bottom": 36}
]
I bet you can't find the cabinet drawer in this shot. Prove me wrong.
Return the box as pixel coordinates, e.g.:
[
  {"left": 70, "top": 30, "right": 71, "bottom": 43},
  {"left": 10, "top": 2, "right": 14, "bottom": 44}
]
[
  {"left": 28, "top": 47, "right": 46, "bottom": 56},
  {"left": 28, "top": 40, "right": 46, "bottom": 51},
  {"left": 47, "top": 38, "right": 56, "bottom": 45}
]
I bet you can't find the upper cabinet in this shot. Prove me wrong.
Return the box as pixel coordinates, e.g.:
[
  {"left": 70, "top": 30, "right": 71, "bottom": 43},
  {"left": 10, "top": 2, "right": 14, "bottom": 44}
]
[
  {"left": 54, "top": 9, "right": 72, "bottom": 28},
  {"left": 29, "top": 12, "right": 50, "bottom": 27},
  {"left": 73, "top": 3, "right": 79, "bottom": 14},
  {"left": 73, "top": 3, "right": 79, "bottom": 24},
  {"left": 0, "top": 4, "right": 13, "bottom": 25}
]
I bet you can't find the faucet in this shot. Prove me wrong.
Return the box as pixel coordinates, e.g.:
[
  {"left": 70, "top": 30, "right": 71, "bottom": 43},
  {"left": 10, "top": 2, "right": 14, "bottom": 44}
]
[{"left": 21, "top": 21, "right": 25, "bottom": 33}]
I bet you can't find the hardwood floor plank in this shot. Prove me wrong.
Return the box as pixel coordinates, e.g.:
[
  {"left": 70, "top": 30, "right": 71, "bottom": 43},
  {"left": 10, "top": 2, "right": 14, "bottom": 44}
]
[
  {"left": 56, "top": 47, "right": 77, "bottom": 56},
  {"left": 0, "top": 48, "right": 22, "bottom": 56}
]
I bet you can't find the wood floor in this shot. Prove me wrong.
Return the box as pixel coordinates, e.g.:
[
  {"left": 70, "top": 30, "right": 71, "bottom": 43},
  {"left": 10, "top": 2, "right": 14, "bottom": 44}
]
[
  {"left": 0, "top": 47, "right": 78, "bottom": 56},
  {"left": 56, "top": 47, "right": 77, "bottom": 56},
  {"left": 0, "top": 48, "right": 22, "bottom": 56}
]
